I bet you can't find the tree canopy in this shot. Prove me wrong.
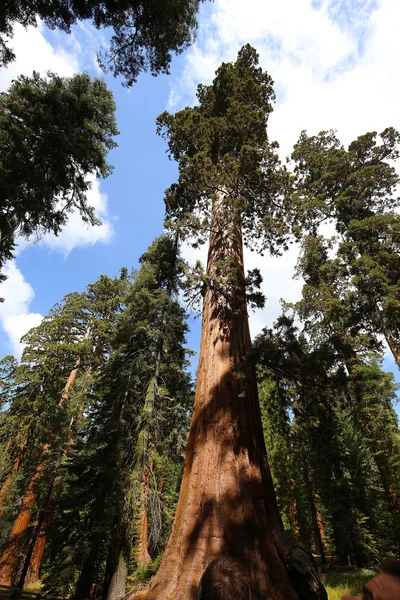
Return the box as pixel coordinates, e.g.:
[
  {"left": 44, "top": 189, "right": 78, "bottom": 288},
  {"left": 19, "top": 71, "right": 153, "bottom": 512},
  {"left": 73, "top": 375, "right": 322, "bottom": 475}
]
[
  {"left": 0, "top": 71, "right": 118, "bottom": 280},
  {"left": 0, "top": 0, "right": 204, "bottom": 86}
]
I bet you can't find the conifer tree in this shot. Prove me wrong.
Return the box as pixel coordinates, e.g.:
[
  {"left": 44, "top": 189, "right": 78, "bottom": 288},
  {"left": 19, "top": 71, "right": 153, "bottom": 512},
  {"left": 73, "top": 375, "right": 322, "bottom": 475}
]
[
  {"left": 42, "top": 236, "right": 192, "bottom": 600},
  {"left": 0, "top": 273, "right": 128, "bottom": 588},
  {"left": 0, "top": 0, "right": 204, "bottom": 87},
  {"left": 0, "top": 72, "right": 118, "bottom": 281},
  {"left": 292, "top": 128, "right": 400, "bottom": 366},
  {"left": 133, "top": 46, "right": 326, "bottom": 600},
  {"left": 254, "top": 315, "right": 399, "bottom": 564}
]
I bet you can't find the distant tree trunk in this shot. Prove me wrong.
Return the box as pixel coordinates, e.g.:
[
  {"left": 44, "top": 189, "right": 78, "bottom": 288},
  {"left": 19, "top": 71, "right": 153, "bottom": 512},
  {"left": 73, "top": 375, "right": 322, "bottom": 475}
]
[
  {"left": 23, "top": 502, "right": 54, "bottom": 585},
  {"left": 104, "top": 536, "right": 130, "bottom": 600},
  {"left": 74, "top": 547, "right": 98, "bottom": 600},
  {"left": 288, "top": 479, "right": 300, "bottom": 536},
  {"left": 136, "top": 469, "right": 152, "bottom": 567},
  {"left": 303, "top": 458, "right": 326, "bottom": 564},
  {"left": 0, "top": 460, "right": 45, "bottom": 585},
  {"left": 0, "top": 327, "right": 91, "bottom": 588},
  {"left": 132, "top": 192, "right": 326, "bottom": 600}
]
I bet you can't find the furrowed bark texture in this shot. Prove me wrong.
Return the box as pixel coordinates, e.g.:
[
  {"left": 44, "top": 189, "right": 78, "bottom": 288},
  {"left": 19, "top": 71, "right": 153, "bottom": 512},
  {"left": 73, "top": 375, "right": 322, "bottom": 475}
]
[
  {"left": 23, "top": 502, "right": 54, "bottom": 585},
  {"left": 132, "top": 194, "right": 326, "bottom": 600},
  {"left": 105, "top": 544, "right": 130, "bottom": 600},
  {"left": 136, "top": 471, "right": 152, "bottom": 567},
  {"left": 0, "top": 461, "right": 45, "bottom": 585}
]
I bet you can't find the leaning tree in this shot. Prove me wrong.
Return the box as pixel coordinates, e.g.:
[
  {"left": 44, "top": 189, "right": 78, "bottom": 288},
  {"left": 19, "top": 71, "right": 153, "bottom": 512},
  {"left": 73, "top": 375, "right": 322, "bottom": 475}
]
[{"left": 133, "top": 45, "right": 326, "bottom": 600}]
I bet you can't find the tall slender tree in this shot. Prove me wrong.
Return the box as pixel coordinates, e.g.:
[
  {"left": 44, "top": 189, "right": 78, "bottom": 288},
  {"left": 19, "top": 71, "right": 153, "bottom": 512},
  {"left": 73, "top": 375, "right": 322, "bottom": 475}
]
[
  {"left": 0, "top": 273, "right": 128, "bottom": 588},
  {"left": 133, "top": 46, "right": 326, "bottom": 600},
  {"left": 42, "top": 238, "right": 192, "bottom": 600}
]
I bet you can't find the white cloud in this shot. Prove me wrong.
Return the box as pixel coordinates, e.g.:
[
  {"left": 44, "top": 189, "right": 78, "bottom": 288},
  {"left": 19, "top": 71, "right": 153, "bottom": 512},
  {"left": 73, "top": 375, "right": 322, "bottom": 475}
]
[
  {"left": 40, "top": 177, "right": 114, "bottom": 255},
  {"left": 0, "top": 262, "right": 42, "bottom": 359},
  {"left": 0, "top": 22, "right": 78, "bottom": 92},
  {"left": 169, "top": 0, "right": 400, "bottom": 334}
]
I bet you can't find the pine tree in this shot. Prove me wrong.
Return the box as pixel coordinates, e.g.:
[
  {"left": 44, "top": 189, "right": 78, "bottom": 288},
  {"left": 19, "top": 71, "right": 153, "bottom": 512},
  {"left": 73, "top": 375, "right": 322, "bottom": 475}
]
[
  {"left": 254, "top": 315, "right": 397, "bottom": 565},
  {"left": 132, "top": 46, "right": 326, "bottom": 600},
  {"left": 42, "top": 236, "right": 192, "bottom": 600}
]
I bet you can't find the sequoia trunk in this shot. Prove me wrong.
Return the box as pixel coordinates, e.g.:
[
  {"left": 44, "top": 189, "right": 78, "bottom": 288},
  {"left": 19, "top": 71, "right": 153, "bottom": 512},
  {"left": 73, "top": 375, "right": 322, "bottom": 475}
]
[
  {"left": 132, "top": 193, "right": 325, "bottom": 600},
  {"left": 303, "top": 458, "right": 326, "bottom": 563},
  {"left": 0, "top": 461, "right": 45, "bottom": 585},
  {"left": 136, "top": 470, "right": 152, "bottom": 567}
]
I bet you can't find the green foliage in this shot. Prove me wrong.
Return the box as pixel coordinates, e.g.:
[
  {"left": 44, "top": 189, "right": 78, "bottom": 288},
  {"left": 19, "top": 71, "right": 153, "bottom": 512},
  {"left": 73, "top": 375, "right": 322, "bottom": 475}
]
[
  {"left": 0, "top": 272, "right": 129, "bottom": 587},
  {"left": 292, "top": 128, "right": 400, "bottom": 365},
  {"left": 0, "top": 0, "right": 203, "bottom": 86},
  {"left": 0, "top": 71, "right": 118, "bottom": 277},
  {"left": 255, "top": 313, "right": 400, "bottom": 564},
  {"left": 323, "top": 570, "right": 376, "bottom": 600},
  {"left": 157, "top": 44, "right": 292, "bottom": 255},
  {"left": 42, "top": 236, "right": 192, "bottom": 596}
]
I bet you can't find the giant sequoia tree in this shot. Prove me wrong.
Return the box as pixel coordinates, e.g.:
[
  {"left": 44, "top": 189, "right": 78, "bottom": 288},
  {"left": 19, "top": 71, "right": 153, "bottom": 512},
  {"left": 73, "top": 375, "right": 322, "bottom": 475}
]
[
  {"left": 0, "top": 0, "right": 203, "bottom": 86},
  {"left": 133, "top": 45, "right": 326, "bottom": 600},
  {"left": 292, "top": 128, "right": 400, "bottom": 366},
  {"left": 0, "top": 72, "right": 118, "bottom": 280}
]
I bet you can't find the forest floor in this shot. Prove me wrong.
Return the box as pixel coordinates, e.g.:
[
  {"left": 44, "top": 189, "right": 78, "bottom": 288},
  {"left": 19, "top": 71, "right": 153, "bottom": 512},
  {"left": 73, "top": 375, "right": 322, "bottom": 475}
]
[{"left": 322, "top": 569, "right": 375, "bottom": 599}]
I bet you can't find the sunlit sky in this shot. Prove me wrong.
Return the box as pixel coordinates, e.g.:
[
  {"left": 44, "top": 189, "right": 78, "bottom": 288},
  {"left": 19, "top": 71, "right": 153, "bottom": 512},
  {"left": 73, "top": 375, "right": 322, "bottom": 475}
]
[{"left": 0, "top": 0, "right": 398, "bottom": 398}]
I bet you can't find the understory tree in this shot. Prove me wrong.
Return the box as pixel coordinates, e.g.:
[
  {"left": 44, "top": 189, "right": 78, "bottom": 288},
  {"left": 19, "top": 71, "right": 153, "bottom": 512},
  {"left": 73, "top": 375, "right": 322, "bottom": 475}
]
[
  {"left": 42, "top": 235, "right": 192, "bottom": 600},
  {"left": 0, "top": 272, "right": 129, "bottom": 589},
  {"left": 255, "top": 314, "right": 400, "bottom": 565},
  {"left": 132, "top": 45, "right": 326, "bottom": 600}
]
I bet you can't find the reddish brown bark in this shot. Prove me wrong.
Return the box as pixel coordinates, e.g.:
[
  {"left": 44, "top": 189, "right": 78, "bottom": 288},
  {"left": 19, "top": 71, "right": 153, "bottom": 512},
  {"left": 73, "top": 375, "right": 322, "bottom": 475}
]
[
  {"left": 136, "top": 470, "right": 152, "bottom": 567},
  {"left": 0, "top": 460, "right": 46, "bottom": 585},
  {"left": 0, "top": 444, "right": 26, "bottom": 504},
  {"left": 24, "top": 501, "right": 55, "bottom": 586},
  {"left": 137, "top": 510, "right": 151, "bottom": 567},
  {"left": 288, "top": 479, "right": 300, "bottom": 537},
  {"left": 131, "top": 195, "right": 325, "bottom": 600},
  {"left": 0, "top": 327, "right": 91, "bottom": 587},
  {"left": 303, "top": 459, "right": 326, "bottom": 563}
]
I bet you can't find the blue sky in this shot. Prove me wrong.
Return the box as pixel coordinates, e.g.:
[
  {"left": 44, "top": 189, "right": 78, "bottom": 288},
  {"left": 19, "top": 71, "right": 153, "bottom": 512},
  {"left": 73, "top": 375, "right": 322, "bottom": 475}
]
[{"left": 0, "top": 0, "right": 398, "bottom": 401}]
